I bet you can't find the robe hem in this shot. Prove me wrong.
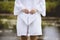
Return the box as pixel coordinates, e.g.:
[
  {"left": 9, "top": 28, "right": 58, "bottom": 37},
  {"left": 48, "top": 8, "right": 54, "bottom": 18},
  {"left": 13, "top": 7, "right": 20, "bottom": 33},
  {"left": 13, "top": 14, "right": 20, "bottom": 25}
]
[{"left": 17, "top": 34, "right": 42, "bottom": 36}]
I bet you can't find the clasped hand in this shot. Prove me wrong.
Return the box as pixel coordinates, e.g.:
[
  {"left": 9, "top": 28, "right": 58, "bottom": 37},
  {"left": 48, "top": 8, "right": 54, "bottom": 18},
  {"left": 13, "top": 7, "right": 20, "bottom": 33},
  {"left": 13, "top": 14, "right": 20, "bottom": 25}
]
[{"left": 22, "top": 9, "right": 37, "bottom": 14}]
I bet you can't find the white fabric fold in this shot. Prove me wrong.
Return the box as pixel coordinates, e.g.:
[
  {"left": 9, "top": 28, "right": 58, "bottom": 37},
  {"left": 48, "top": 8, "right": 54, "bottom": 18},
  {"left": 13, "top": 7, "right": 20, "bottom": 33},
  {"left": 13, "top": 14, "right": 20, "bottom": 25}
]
[{"left": 20, "top": 12, "right": 38, "bottom": 25}]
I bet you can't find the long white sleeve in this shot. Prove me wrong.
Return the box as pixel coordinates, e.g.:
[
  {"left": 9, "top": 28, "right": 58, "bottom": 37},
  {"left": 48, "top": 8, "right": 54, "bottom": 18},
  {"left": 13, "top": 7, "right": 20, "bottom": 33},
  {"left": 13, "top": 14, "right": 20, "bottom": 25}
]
[
  {"left": 14, "top": 0, "right": 25, "bottom": 15},
  {"left": 35, "top": 0, "right": 46, "bottom": 16}
]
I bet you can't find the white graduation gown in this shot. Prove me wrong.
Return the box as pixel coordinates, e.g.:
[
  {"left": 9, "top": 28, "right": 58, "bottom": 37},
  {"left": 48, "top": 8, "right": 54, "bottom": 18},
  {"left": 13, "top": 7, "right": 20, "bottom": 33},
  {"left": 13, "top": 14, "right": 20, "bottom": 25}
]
[{"left": 14, "top": 0, "right": 46, "bottom": 36}]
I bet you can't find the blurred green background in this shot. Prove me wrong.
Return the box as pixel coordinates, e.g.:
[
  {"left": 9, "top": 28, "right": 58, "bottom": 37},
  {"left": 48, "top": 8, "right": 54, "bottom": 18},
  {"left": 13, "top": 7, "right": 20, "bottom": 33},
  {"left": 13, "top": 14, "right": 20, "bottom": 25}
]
[
  {"left": 0, "top": 0, "right": 60, "bottom": 40},
  {"left": 0, "top": 0, "right": 60, "bottom": 30},
  {"left": 0, "top": 0, "right": 60, "bottom": 17}
]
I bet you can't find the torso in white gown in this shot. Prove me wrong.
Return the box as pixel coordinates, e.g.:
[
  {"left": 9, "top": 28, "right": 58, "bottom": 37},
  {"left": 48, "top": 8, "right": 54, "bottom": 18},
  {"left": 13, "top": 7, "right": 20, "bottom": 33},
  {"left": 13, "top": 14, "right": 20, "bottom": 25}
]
[
  {"left": 14, "top": 0, "right": 46, "bottom": 36},
  {"left": 18, "top": 0, "right": 42, "bottom": 25}
]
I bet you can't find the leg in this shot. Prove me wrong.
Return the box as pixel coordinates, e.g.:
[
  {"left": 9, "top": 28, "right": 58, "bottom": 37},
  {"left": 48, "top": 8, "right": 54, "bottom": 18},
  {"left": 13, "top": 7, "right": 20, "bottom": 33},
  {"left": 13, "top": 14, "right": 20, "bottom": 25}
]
[
  {"left": 20, "top": 36, "right": 27, "bottom": 40},
  {"left": 30, "top": 36, "right": 37, "bottom": 40}
]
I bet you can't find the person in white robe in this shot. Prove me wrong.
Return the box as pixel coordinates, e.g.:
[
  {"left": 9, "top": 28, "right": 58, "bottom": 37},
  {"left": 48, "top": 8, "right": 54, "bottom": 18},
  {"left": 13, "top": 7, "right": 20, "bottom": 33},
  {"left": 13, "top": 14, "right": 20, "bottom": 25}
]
[{"left": 14, "top": 0, "right": 46, "bottom": 40}]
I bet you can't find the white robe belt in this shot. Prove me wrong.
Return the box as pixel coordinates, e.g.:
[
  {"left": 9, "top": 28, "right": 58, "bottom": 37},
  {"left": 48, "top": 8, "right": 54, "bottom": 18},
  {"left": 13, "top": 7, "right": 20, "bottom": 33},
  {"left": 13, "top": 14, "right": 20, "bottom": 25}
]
[{"left": 20, "top": 12, "right": 38, "bottom": 25}]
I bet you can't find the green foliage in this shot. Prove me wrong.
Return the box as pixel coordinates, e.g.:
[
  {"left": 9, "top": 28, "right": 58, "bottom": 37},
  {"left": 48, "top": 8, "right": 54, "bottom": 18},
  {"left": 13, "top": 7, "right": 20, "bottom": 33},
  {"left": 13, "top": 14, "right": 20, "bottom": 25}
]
[
  {"left": 8, "top": 0, "right": 15, "bottom": 1},
  {"left": 46, "top": 2, "right": 57, "bottom": 13},
  {"left": 3, "top": 22, "right": 9, "bottom": 29},
  {"left": 0, "top": 20, "right": 4, "bottom": 29},
  {"left": 0, "top": 0, "right": 4, "bottom": 1},
  {"left": 0, "top": 1, "right": 14, "bottom": 13},
  {"left": 0, "top": 1, "right": 59, "bottom": 14},
  {"left": 0, "top": 15, "right": 16, "bottom": 19},
  {"left": 13, "top": 25, "right": 16, "bottom": 33}
]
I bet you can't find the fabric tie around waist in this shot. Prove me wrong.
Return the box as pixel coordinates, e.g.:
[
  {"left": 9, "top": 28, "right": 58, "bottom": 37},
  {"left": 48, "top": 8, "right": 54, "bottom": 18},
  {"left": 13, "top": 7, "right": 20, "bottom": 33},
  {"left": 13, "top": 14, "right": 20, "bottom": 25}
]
[{"left": 20, "top": 12, "right": 38, "bottom": 25}]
